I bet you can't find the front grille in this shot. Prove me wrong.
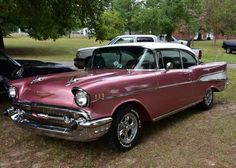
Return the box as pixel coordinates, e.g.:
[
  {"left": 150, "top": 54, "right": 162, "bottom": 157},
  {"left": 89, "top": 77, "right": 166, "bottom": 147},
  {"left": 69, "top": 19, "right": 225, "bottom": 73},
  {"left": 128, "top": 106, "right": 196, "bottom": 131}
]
[{"left": 13, "top": 102, "right": 84, "bottom": 127}]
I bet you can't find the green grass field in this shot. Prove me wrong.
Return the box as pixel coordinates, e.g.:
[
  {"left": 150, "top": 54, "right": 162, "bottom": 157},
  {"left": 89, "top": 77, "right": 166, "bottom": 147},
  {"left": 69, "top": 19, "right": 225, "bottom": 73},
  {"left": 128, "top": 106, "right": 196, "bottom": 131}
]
[
  {"left": 192, "top": 40, "right": 236, "bottom": 63},
  {"left": 3, "top": 35, "right": 236, "bottom": 63},
  {"left": 4, "top": 36, "right": 107, "bottom": 61}
]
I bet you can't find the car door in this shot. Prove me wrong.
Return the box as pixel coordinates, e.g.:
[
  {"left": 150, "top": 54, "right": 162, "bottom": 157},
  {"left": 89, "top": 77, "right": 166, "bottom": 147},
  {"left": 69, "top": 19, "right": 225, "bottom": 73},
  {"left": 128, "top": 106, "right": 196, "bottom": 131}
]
[{"left": 154, "top": 49, "right": 195, "bottom": 116}]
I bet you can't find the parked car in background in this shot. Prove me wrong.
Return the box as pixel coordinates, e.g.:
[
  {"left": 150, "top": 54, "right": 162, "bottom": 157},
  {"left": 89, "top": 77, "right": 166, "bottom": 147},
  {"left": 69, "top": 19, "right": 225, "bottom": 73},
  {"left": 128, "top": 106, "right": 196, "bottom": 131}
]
[
  {"left": 5, "top": 43, "right": 227, "bottom": 151},
  {"left": 0, "top": 50, "right": 74, "bottom": 95},
  {"left": 222, "top": 41, "right": 236, "bottom": 54},
  {"left": 74, "top": 35, "right": 201, "bottom": 69},
  {"left": 157, "top": 34, "right": 188, "bottom": 45}
]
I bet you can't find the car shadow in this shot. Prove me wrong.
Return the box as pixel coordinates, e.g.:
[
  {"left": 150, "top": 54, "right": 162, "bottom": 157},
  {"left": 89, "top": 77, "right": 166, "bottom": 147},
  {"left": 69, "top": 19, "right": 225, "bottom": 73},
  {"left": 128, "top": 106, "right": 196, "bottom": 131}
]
[
  {"left": 34, "top": 105, "right": 204, "bottom": 153},
  {"left": 140, "top": 105, "right": 201, "bottom": 140},
  {"left": 5, "top": 47, "right": 68, "bottom": 57}
]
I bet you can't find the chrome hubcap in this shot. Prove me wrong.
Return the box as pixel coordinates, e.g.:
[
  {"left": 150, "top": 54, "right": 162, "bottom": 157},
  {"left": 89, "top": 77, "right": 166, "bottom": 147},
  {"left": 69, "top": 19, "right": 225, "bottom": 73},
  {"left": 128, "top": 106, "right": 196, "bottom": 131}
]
[
  {"left": 117, "top": 113, "right": 138, "bottom": 144},
  {"left": 205, "top": 89, "right": 213, "bottom": 106}
]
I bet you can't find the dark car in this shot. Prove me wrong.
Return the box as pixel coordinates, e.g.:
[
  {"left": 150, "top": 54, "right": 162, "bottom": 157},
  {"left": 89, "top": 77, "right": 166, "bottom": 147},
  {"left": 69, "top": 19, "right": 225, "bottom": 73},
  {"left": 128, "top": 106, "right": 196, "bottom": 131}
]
[
  {"left": 222, "top": 41, "right": 236, "bottom": 54},
  {"left": 0, "top": 50, "right": 74, "bottom": 95}
]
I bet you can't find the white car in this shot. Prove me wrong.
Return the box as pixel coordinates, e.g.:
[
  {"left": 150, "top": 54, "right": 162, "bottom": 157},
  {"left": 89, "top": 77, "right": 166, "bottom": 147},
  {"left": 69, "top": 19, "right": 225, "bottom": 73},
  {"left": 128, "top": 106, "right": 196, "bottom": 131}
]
[{"left": 74, "top": 35, "right": 199, "bottom": 69}]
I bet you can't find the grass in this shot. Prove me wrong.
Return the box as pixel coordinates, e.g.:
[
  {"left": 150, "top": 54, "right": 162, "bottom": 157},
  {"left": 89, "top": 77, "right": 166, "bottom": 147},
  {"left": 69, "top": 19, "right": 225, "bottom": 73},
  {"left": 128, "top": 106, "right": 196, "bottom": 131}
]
[
  {"left": 3, "top": 35, "right": 236, "bottom": 63},
  {"left": 4, "top": 35, "right": 107, "bottom": 61},
  {"left": 215, "top": 69, "right": 236, "bottom": 102},
  {"left": 193, "top": 40, "right": 236, "bottom": 63}
]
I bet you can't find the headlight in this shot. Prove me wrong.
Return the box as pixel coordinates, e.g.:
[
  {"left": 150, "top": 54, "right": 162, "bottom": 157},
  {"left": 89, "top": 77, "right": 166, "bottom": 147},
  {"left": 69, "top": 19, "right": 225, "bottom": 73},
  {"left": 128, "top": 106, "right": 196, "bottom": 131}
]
[
  {"left": 8, "top": 86, "right": 17, "bottom": 98},
  {"left": 73, "top": 88, "right": 90, "bottom": 107}
]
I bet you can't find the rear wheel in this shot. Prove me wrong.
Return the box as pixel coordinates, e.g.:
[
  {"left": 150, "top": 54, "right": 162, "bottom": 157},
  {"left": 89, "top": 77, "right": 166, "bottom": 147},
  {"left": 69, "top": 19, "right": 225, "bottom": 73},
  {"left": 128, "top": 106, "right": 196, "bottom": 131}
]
[
  {"left": 200, "top": 89, "right": 214, "bottom": 110},
  {"left": 107, "top": 105, "right": 141, "bottom": 151}
]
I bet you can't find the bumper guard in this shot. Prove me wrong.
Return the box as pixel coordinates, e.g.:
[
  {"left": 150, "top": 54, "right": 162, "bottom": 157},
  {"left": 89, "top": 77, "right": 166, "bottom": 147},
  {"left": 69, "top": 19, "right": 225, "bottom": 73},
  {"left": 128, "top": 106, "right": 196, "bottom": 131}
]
[{"left": 5, "top": 106, "right": 112, "bottom": 142}]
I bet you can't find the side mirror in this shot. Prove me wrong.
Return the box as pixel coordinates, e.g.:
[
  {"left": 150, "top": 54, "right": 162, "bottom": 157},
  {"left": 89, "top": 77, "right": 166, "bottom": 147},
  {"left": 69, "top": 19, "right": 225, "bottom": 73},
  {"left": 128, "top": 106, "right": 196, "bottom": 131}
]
[{"left": 166, "top": 62, "right": 174, "bottom": 69}]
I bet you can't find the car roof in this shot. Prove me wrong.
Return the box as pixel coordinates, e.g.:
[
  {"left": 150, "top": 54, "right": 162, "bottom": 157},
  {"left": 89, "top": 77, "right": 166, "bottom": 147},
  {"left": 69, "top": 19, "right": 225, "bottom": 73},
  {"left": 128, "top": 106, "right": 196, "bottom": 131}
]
[
  {"left": 95, "top": 42, "right": 194, "bottom": 53},
  {"left": 117, "top": 35, "right": 157, "bottom": 38}
]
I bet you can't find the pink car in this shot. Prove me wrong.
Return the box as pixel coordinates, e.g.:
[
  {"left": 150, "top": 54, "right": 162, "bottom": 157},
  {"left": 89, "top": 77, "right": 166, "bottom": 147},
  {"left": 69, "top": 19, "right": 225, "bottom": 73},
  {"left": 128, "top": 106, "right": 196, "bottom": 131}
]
[{"left": 4, "top": 43, "right": 227, "bottom": 151}]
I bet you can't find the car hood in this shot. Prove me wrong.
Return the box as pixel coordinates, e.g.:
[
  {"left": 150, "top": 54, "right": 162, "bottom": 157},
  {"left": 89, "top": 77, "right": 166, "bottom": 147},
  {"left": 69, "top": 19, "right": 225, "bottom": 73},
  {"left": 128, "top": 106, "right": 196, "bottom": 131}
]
[
  {"left": 223, "top": 41, "right": 236, "bottom": 46},
  {"left": 15, "top": 69, "right": 138, "bottom": 107}
]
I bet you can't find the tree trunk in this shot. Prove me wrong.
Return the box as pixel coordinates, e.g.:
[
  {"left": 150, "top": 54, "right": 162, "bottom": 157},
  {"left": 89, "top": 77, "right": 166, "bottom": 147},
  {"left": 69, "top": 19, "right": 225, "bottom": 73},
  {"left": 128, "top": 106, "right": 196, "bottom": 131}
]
[
  {"left": 197, "top": 32, "right": 202, "bottom": 41},
  {"left": 213, "top": 33, "right": 217, "bottom": 46},
  {"left": 128, "top": 28, "right": 132, "bottom": 35},
  {"left": 0, "top": 26, "right": 5, "bottom": 50},
  {"left": 166, "top": 33, "right": 172, "bottom": 42}
]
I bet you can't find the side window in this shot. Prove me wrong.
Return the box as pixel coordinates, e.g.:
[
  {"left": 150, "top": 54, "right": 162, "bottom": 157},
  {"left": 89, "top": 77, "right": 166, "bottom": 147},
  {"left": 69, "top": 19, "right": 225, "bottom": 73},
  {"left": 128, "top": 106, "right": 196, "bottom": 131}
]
[
  {"left": 93, "top": 51, "right": 120, "bottom": 68},
  {"left": 115, "top": 37, "right": 134, "bottom": 44},
  {"left": 158, "top": 50, "right": 182, "bottom": 69},
  {"left": 136, "top": 37, "right": 154, "bottom": 42},
  {"left": 120, "top": 50, "right": 135, "bottom": 67},
  {"left": 136, "top": 49, "right": 156, "bottom": 69},
  {"left": 181, "top": 51, "right": 197, "bottom": 68}
]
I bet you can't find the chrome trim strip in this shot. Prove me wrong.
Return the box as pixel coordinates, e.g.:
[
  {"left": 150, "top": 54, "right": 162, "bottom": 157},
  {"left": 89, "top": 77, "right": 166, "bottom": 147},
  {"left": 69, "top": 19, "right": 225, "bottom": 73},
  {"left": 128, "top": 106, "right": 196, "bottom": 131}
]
[
  {"left": 31, "top": 75, "right": 43, "bottom": 84},
  {"left": 199, "top": 71, "right": 227, "bottom": 82},
  {"left": 14, "top": 101, "right": 91, "bottom": 120},
  {"left": 152, "top": 100, "right": 202, "bottom": 122},
  {"left": 91, "top": 86, "right": 159, "bottom": 103},
  {"left": 91, "top": 80, "right": 194, "bottom": 103},
  {"left": 158, "top": 81, "right": 194, "bottom": 89}
]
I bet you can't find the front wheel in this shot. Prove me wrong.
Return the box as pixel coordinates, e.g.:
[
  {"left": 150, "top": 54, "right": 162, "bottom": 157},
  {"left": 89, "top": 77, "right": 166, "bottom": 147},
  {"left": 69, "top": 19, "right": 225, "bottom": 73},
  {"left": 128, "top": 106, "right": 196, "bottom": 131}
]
[
  {"left": 200, "top": 89, "right": 214, "bottom": 110},
  {"left": 107, "top": 105, "right": 141, "bottom": 151},
  {"left": 226, "top": 47, "right": 232, "bottom": 54}
]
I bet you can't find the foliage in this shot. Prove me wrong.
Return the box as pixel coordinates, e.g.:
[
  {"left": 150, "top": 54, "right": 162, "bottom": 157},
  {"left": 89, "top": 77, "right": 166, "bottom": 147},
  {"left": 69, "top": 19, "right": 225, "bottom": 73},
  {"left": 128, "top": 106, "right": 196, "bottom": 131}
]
[
  {"left": 121, "top": 0, "right": 203, "bottom": 39},
  {"left": 132, "top": 8, "right": 161, "bottom": 34},
  {"left": 203, "top": 0, "right": 236, "bottom": 45},
  {"left": 95, "top": 10, "right": 125, "bottom": 41},
  {"left": 0, "top": 0, "right": 109, "bottom": 48},
  {"left": 112, "top": 0, "right": 142, "bottom": 34},
  {"left": 221, "top": 0, "right": 236, "bottom": 37}
]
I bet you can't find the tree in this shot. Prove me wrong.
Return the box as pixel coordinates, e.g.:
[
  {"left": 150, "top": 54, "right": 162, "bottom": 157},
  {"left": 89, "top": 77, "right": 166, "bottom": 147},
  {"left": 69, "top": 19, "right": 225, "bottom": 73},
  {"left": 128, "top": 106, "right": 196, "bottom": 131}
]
[
  {"left": 0, "top": 0, "right": 110, "bottom": 49},
  {"left": 132, "top": 7, "right": 161, "bottom": 34},
  {"left": 220, "top": 0, "right": 236, "bottom": 39},
  {"left": 112, "top": 0, "right": 142, "bottom": 34},
  {"left": 156, "top": 0, "right": 202, "bottom": 41},
  {"left": 131, "top": 0, "right": 202, "bottom": 40},
  {"left": 203, "top": 0, "right": 236, "bottom": 45},
  {"left": 0, "top": 0, "right": 17, "bottom": 49},
  {"left": 95, "top": 10, "right": 125, "bottom": 41}
]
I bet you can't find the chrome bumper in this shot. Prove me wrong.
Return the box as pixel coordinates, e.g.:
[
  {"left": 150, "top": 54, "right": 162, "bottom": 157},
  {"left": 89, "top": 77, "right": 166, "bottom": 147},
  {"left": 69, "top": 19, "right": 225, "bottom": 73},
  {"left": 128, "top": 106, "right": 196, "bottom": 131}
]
[{"left": 5, "top": 105, "right": 112, "bottom": 142}]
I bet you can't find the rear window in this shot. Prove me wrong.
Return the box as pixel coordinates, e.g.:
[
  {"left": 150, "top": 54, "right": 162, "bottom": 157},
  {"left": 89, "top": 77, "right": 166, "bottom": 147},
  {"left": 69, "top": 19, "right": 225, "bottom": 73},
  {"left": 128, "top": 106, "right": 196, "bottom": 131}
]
[{"left": 137, "top": 37, "right": 154, "bottom": 42}]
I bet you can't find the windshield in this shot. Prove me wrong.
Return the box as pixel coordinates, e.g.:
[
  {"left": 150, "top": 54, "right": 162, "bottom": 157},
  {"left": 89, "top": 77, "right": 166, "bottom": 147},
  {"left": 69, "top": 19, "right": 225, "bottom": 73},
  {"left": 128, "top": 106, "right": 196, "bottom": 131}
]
[
  {"left": 108, "top": 37, "right": 119, "bottom": 45},
  {"left": 0, "top": 51, "right": 21, "bottom": 79},
  {"left": 0, "top": 51, "right": 8, "bottom": 61},
  {"left": 89, "top": 46, "right": 157, "bottom": 70}
]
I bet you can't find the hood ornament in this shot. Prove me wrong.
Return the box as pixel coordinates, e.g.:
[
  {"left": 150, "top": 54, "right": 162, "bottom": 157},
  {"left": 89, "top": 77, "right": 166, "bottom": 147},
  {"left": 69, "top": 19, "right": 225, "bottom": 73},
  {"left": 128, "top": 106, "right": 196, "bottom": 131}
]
[
  {"left": 31, "top": 75, "right": 43, "bottom": 84},
  {"left": 65, "top": 76, "right": 79, "bottom": 86}
]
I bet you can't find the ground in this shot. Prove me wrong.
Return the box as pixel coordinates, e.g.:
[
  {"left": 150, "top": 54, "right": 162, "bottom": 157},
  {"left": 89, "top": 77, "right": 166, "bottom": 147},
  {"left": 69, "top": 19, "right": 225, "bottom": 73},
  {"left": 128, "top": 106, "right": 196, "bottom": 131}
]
[{"left": 0, "top": 99, "right": 235, "bottom": 168}]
